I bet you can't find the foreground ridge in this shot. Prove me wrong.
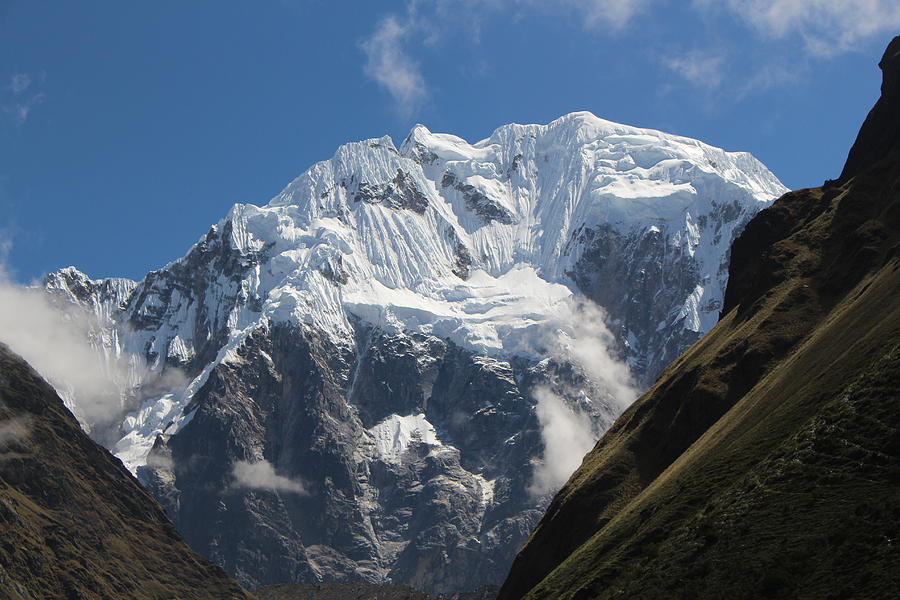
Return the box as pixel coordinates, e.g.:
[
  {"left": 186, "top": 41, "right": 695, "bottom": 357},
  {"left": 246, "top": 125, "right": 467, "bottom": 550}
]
[{"left": 0, "top": 343, "right": 252, "bottom": 600}]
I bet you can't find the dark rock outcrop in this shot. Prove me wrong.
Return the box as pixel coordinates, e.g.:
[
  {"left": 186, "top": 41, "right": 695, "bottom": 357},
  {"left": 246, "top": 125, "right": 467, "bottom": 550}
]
[
  {"left": 142, "top": 324, "right": 558, "bottom": 592},
  {"left": 839, "top": 35, "right": 900, "bottom": 181},
  {"left": 353, "top": 170, "right": 429, "bottom": 214}
]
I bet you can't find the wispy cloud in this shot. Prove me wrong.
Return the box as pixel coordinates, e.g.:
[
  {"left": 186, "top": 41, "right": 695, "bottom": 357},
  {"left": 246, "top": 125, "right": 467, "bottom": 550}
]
[
  {"left": 528, "top": 387, "right": 597, "bottom": 496},
  {"left": 697, "top": 0, "right": 900, "bottom": 55},
  {"left": 232, "top": 459, "right": 308, "bottom": 495},
  {"left": 527, "top": 298, "right": 639, "bottom": 497},
  {"left": 663, "top": 49, "right": 727, "bottom": 90},
  {"left": 576, "top": 0, "right": 652, "bottom": 30},
  {"left": 10, "top": 74, "right": 31, "bottom": 94},
  {"left": 0, "top": 237, "right": 11, "bottom": 265},
  {"left": 362, "top": 16, "right": 427, "bottom": 118},
  {"left": 542, "top": 298, "right": 638, "bottom": 410},
  {"left": 736, "top": 61, "right": 801, "bottom": 98},
  {"left": 0, "top": 417, "right": 31, "bottom": 450},
  {"left": 359, "top": 0, "right": 898, "bottom": 117},
  {"left": 359, "top": 0, "right": 655, "bottom": 117},
  {"left": 0, "top": 265, "right": 136, "bottom": 431},
  {"left": 4, "top": 72, "right": 45, "bottom": 125}
]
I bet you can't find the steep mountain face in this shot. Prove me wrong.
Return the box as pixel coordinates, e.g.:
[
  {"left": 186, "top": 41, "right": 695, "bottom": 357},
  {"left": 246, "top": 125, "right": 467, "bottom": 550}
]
[
  {"left": 45, "top": 112, "right": 784, "bottom": 591},
  {"left": 499, "top": 38, "right": 900, "bottom": 600},
  {"left": 0, "top": 343, "right": 251, "bottom": 600}
]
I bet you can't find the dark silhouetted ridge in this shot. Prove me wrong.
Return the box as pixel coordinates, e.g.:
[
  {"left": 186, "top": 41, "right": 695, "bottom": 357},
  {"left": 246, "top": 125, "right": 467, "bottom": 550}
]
[{"left": 840, "top": 35, "right": 900, "bottom": 181}]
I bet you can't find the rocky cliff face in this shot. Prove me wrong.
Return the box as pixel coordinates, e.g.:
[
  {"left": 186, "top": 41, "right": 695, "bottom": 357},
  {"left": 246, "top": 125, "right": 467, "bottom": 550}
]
[
  {"left": 499, "top": 37, "right": 900, "bottom": 600},
  {"left": 44, "top": 112, "right": 784, "bottom": 591},
  {"left": 0, "top": 343, "right": 251, "bottom": 600}
]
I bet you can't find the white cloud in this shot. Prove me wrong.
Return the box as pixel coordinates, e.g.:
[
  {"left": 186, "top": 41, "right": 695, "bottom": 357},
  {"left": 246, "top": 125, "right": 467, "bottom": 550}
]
[
  {"left": 359, "top": 0, "right": 897, "bottom": 117},
  {"left": 663, "top": 49, "right": 727, "bottom": 90},
  {"left": 359, "top": 0, "right": 655, "bottom": 116},
  {"left": 0, "top": 267, "right": 137, "bottom": 431},
  {"left": 542, "top": 298, "right": 639, "bottom": 411},
  {"left": 145, "top": 452, "right": 174, "bottom": 471},
  {"left": 361, "top": 16, "right": 427, "bottom": 117},
  {"left": 0, "top": 417, "right": 31, "bottom": 449},
  {"left": 528, "top": 387, "right": 597, "bottom": 496},
  {"left": 576, "top": 0, "right": 652, "bottom": 30},
  {"left": 506, "top": 0, "right": 651, "bottom": 31},
  {"left": 527, "top": 298, "right": 640, "bottom": 497},
  {"left": 232, "top": 459, "right": 308, "bottom": 495},
  {"left": 698, "top": 0, "right": 900, "bottom": 55}
]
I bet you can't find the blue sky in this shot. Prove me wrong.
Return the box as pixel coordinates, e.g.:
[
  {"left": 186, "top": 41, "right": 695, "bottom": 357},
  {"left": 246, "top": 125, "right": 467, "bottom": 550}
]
[{"left": 2, "top": 1, "right": 898, "bottom": 283}]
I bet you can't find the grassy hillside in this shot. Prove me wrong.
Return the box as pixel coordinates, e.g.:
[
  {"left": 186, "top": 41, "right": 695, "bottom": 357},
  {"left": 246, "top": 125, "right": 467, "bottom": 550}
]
[
  {"left": 0, "top": 344, "right": 253, "bottom": 600},
  {"left": 499, "top": 36, "right": 900, "bottom": 600}
]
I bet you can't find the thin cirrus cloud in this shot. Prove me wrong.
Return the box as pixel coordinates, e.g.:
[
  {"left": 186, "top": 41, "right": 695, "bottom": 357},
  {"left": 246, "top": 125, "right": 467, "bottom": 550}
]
[
  {"left": 662, "top": 49, "right": 727, "bottom": 90},
  {"left": 576, "top": 0, "right": 652, "bottom": 30},
  {"left": 4, "top": 72, "right": 45, "bottom": 125},
  {"left": 359, "top": 0, "right": 651, "bottom": 117},
  {"left": 695, "top": 0, "right": 900, "bottom": 55},
  {"left": 361, "top": 15, "right": 428, "bottom": 118}
]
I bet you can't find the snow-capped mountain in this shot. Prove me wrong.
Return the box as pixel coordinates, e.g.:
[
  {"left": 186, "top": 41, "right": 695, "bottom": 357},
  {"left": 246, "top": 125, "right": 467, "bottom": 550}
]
[{"left": 45, "top": 111, "right": 786, "bottom": 592}]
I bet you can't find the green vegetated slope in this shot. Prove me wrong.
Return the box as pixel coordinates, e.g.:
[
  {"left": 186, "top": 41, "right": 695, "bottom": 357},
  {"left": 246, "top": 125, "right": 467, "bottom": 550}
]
[
  {"left": 0, "top": 344, "right": 253, "bottom": 600},
  {"left": 499, "top": 36, "right": 900, "bottom": 600}
]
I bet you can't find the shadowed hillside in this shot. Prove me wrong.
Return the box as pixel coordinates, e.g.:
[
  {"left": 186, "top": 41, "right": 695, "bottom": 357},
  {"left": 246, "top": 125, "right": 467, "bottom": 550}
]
[
  {"left": 0, "top": 343, "right": 253, "bottom": 600},
  {"left": 256, "top": 582, "right": 497, "bottom": 600},
  {"left": 499, "top": 36, "right": 900, "bottom": 600}
]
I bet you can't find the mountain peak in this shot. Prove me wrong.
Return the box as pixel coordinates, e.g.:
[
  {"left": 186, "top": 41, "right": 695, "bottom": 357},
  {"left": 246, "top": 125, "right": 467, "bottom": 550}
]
[
  {"left": 46, "top": 112, "right": 787, "bottom": 592},
  {"left": 840, "top": 34, "right": 900, "bottom": 181}
]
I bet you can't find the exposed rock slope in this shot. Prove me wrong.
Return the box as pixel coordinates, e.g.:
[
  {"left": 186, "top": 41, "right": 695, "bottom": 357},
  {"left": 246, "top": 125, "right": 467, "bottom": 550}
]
[
  {"left": 0, "top": 343, "right": 252, "bottom": 600},
  {"left": 499, "top": 36, "right": 900, "bottom": 600}
]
